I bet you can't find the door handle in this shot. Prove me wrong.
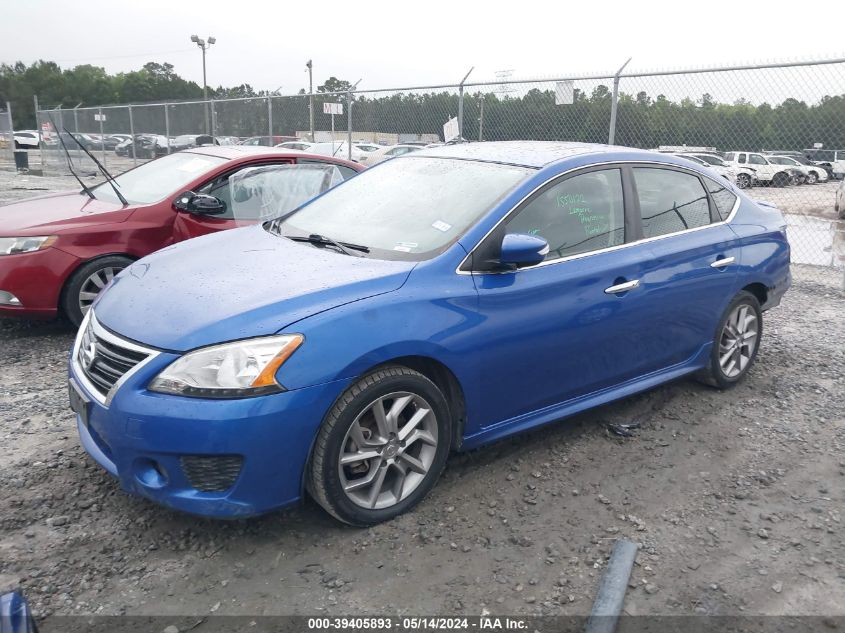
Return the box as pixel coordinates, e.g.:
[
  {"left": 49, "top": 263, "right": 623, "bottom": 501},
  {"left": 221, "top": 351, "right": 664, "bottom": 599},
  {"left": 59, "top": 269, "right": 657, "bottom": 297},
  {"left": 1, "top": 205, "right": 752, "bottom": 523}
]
[
  {"left": 710, "top": 256, "right": 735, "bottom": 268},
  {"left": 604, "top": 279, "right": 640, "bottom": 294}
]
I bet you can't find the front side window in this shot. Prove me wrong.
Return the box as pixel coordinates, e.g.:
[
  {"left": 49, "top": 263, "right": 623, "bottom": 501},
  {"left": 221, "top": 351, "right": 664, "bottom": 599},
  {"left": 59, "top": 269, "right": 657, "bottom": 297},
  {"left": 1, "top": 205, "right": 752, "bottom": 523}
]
[
  {"left": 505, "top": 169, "right": 625, "bottom": 261},
  {"left": 696, "top": 154, "right": 724, "bottom": 166},
  {"left": 749, "top": 154, "right": 768, "bottom": 165},
  {"left": 704, "top": 177, "right": 737, "bottom": 221},
  {"left": 737, "top": 154, "right": 747, "bottom": 164},
  {"left": 633, "top": 168, "right": 711, "bottom": 238},
  {"left": 724, "top": 153, "right": 736, "bottom": 162},
  {"left": 275, "top": 157, "right": 531, "bottom": 261}
]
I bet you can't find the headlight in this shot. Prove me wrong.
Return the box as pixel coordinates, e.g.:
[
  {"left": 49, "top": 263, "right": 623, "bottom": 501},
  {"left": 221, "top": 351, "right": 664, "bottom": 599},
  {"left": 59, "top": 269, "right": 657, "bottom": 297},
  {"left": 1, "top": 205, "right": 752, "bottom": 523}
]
[
  {"left": 148, "top": 334, "right": 304, "bottom": 398},
  {"left": 0, "top": 236, "right": 57, "bottom": 255}
]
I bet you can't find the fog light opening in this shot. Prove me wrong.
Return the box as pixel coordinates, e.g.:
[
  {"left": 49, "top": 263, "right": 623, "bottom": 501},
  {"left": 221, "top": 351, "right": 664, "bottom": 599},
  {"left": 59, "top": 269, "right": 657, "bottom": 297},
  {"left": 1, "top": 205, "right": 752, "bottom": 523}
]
[
  {"left": 134, "top": 458, "right": 169, "bottom": 489},
  {"left": 0, "top": 290, "right": 22, "bottom": 306}
]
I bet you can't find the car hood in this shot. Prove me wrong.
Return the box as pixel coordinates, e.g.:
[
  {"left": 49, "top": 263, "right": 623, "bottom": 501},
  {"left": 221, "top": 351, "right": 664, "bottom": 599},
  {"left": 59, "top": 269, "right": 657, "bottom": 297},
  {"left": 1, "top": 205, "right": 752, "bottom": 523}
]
[
  {"left": 0, "top": 190, "right": 127, "bottom": 233},
  {"left": 94, "top": 225, "right": 416, "bottom": 351}
]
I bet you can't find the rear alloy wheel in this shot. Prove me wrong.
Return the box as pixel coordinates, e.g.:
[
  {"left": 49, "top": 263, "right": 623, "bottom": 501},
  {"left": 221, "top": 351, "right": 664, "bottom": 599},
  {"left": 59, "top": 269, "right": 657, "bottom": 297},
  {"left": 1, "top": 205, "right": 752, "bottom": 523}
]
[
  {"left": 697, "top": 291, "right": 762, "bottom": 389},
  {"left": 308, "top": 366, "right": 451, "bottom": 525},
  {"left": 807, "top": 171, "right": 818, "bottom": 184},
  {"left": 62, "top": 256, "right": 133, "bottom": 327},
  {"left": 735, "top": 173, "right": 751, "bottom": 189}
]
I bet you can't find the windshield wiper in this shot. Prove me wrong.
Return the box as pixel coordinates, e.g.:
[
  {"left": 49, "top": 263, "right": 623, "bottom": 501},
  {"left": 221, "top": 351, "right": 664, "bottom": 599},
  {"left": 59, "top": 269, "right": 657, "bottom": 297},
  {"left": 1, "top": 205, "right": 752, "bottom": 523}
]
[
  {"left": 49, "top": 115, "right": 95, "bottom": 199},
  {"left": 63, "top": 127, "right": 129, "bottom": 206},
  {"left": 285, "top": 233, "right": 369, "bottom": 256}
]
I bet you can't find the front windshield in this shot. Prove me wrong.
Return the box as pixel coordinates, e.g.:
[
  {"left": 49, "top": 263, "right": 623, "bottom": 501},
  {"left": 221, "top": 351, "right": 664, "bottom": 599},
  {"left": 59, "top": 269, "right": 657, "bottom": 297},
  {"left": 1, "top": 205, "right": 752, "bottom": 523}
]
[
  {"left": 92, "top": 152, "right": 228, "bottom": 204},
  {"left": 273, "top": 156, "right": 531, "bottom": 260}
]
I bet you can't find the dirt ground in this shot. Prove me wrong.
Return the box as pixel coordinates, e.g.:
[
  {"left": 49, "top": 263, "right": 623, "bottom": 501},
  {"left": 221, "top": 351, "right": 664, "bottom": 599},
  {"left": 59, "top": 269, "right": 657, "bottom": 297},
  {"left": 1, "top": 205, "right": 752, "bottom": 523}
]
[{"left": 0, "top": 168, "right": 844, "bottom": 624}]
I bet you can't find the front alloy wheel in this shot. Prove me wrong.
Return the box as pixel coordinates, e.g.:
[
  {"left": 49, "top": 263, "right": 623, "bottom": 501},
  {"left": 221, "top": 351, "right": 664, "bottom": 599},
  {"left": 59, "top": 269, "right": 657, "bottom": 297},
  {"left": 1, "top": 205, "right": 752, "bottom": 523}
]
[
  {"left": 736, "top": 173, "right": 751, "bottom": 189},
  {"left": 308, "top": 366, "right": 451, "bottom": 525},
  {"left": 62, "top": 255, "right": 133, "bottom": 327}
]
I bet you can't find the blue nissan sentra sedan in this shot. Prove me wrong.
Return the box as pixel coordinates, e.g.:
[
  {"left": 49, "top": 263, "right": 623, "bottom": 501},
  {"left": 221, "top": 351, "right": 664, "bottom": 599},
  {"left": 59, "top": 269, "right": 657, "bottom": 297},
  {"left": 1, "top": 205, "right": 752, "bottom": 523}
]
[{"left": 68, "top": 142, "right": 790, "bottom": 525}]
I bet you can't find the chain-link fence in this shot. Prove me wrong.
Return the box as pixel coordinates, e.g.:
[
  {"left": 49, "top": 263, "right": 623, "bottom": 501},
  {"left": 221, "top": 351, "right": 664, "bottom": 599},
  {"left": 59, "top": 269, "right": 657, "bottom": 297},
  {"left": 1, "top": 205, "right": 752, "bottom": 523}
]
[{"left": 28, "top": 57, "right": 845, "bottom": 279}]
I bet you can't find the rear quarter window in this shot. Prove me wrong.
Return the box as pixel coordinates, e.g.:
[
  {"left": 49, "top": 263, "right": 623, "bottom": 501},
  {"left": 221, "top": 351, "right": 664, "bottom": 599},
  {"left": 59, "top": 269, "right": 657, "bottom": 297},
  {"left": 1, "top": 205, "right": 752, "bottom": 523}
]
[{"left": 704, "top": 177, "right": 737, "bottom": 221}]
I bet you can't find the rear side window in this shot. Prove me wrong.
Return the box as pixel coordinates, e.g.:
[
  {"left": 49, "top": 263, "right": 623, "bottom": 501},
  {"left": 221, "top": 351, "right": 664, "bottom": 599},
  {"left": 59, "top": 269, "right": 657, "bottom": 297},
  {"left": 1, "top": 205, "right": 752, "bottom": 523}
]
[
  {"left": 633, "top": 168, "right": 711, "bottom": 238},
  {"left": 704, "top": 177, "right": 737, "bottom": 221},
  {"left": 724, "top": 153, "right": 735, "bottom": 162},
  {"left": 505, "top": 168, "right": 625, "bottom": 261},
  {"left": 749, "top": 154, "right": 767, "bottom": 165}
]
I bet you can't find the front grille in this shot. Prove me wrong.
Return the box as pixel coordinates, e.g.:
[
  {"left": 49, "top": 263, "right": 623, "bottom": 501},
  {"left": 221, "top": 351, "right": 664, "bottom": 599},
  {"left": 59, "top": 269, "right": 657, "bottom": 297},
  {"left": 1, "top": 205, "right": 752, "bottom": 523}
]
[
  {"left": 77, "top": 314, "right": 151, "bottom": 399},
  {"left": 181, "top": 455, "right": 244, "bottom": 492}
]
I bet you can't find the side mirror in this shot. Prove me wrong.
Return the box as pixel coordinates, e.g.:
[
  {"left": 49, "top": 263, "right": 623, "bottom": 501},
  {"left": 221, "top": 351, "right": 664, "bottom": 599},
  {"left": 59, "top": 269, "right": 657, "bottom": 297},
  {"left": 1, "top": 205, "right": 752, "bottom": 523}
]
[
  {"left": 499, "top": 233, "right": 549, "bottom": 268},
  {"left": 173, "top": 191, "right": 227, "bottom": 215}
]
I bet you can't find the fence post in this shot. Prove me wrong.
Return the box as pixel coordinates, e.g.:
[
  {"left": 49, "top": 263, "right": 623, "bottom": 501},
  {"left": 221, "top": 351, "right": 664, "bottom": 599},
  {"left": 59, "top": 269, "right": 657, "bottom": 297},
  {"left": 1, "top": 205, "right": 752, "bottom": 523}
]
[
  {"left": 98, "top": 106, "right": 107, "bottom": 169},
  {"left": 457, "top": 67, "right": 474, "bottom": 141},
  {"left": 608, "top": 58, "right": 632, "bottom": 145},
  {"left": 128, "top": 104, "right": 137, "bottom": 165},
  {"left": 267, "top": 96, "right": 273, "bottom": 139},
  {"left": 478, "top": 98, "right": 484, "bottom": 141},
  {"left": 5, "top": 101, "right": 13, "bottom": 164},
  {"left": 73, "top": 106, "right": 80, "bottom": 133},
  {"left": 164, "top": 103, "right": 171, "bottom": 154},
  {"left": 210, "top": 100, "right": 217, "bottom": 139},
  {"left": 34, "top": 95, "right": 45, "bottom": 172}
]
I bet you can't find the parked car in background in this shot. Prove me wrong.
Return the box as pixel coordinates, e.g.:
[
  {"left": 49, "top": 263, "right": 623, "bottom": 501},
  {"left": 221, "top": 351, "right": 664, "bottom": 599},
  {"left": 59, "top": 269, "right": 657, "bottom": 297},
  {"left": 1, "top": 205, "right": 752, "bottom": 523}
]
[
  {"left": 240, "top": 135, "right": 299, "bottom": 147},
  {"left": 353, "top": 142, "right": 381, "bottom": 153},
  {"left": 13, "top": 130, "right": 41, "bottom": 149},
  {"left": 803, "top": 148, "right": 845, "bottom": 180},
  {"left": 171, "top": 134, "right": 219, "bottom": 151},
  {"left": 723, "top": 151, "right": 794, "bottom": 187},
  {"left": 684, "top": 153, "right": 754, "bottom": 189},
  {"left": 276, "top": 140, "right": 315, "bottom": 152},
  {"left": 69, "top": 142, "right": 789, "bottom": 524},
  {"left": 86, "top": 134, "right": 123, "bottom": 151},
  {"left": 0, "top": 146, "right": 363, "bottom": 326},
  {"left": 307, "top": 141, "right": 369, "bottom": 162},
  {"left": 358, "top": 143, "right": 423, "bottom": 165},
  {"left": 115, "top": 134, "right": 169, "bottom": 158},
  {"left": 216, "top": 136, "right": 240, "bottom": 146},
  {"left": 767, "top": 155, "right": 828, "bottom": 184},
  {"left": 672, "top": 153, "right": 738, "bottom": 184}
]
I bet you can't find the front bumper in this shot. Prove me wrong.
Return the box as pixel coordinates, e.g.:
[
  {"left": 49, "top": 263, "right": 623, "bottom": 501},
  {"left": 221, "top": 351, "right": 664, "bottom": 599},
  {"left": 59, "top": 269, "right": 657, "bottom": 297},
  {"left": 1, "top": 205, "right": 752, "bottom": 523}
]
[
  {"left": 70, "top": 346, "right": 351, "bottom": 518},
  {"left": 0, "top": 248, "right": 79, "bottom": 319}
]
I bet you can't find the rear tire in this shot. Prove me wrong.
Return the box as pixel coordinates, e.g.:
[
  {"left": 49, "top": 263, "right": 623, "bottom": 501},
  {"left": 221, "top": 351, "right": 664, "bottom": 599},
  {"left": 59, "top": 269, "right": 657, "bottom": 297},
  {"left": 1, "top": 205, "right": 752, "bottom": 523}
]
[
  {"left": 61, "top": 256, "right": 133, "bottom": 327},
  {"left": 696, "top": 291, "right": 762, "bottom": 389},
  {"left": 736, "top": 173, "right": 751, "bottom": 189},
  {"left": 772, "top": 172, "right": 790, "bottom": 188},
  {"left": 308, "top": 366, "right": 452, "bottom": 526},
  {"left": 807, "top": 171, "right": 818, "bottom": 184}
]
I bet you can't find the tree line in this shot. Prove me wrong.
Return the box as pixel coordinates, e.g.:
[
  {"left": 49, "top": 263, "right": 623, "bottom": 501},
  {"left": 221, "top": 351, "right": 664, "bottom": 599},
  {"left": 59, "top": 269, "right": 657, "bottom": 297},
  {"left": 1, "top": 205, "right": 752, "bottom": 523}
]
[{"left": 2, "top": 60, "right": 843, "bottom": 151}]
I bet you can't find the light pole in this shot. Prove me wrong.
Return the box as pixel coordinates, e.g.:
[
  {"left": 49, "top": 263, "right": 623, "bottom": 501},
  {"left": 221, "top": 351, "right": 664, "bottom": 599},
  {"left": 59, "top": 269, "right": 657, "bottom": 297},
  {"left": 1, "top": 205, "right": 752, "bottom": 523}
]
[
  {"left": 306, "top": 59, "right": 314, "bottom": 141},
  {"left": 191, "top": 34, "right": 216, "bottom": 134}
]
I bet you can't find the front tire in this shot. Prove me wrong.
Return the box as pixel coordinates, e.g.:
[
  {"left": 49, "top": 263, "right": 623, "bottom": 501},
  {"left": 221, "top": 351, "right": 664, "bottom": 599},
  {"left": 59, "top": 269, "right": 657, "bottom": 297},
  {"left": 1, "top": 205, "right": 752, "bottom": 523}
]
[
  {"left": 807, "top": 171, "right": 818, "bottom": 184},
  {"left": 308, "top": 366, "right": 452, "bottom": 526},
  {"left": 697, "top": 291, "right": 762, "bottom": 389},
  {"left": 736, "top": 173, "right": 751, "bottom": 189},
  {"left": 61, "top": 256, "right": 133, "bottom": 327}
]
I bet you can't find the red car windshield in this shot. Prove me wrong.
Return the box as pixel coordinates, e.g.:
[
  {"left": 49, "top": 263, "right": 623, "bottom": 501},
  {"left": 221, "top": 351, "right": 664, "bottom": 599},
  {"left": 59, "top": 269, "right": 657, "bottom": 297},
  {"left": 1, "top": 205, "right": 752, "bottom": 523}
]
[{"left": 92, "top": 152, "right": 228, "bottom": 205}]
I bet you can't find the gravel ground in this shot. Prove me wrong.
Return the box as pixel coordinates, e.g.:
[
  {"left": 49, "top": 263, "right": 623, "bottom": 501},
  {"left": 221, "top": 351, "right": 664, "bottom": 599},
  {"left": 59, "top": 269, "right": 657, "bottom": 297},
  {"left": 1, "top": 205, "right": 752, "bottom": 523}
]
[{"left": 0, "top": 267, "right": 843, "bottom": 622}]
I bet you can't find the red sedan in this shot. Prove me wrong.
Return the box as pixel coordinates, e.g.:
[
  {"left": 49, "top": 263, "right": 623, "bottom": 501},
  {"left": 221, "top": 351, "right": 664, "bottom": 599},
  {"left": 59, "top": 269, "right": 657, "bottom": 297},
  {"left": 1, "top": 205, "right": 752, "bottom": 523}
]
[{"left": 0, "top": 146, "right": 363, "bottom": 326}]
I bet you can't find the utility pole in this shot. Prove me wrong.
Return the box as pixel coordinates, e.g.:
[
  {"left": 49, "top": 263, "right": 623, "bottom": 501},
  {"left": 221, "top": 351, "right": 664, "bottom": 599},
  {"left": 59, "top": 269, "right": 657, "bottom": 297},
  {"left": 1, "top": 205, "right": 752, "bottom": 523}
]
[
  {"left": 191, "top": 35, "right": 216, "bottom": 135},
  {"left": 306, "top": 59, "right": 315, "bottom": 142}
]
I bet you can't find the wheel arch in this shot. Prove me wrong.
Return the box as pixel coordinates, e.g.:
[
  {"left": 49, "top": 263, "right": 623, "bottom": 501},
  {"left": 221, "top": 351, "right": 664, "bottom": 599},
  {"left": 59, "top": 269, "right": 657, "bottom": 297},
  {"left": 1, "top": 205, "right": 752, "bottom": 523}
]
[
  {"left": 58, "top": 252, "right": 137, "bottom": 317},
  {"left": 740, "top": 282, "right": 768, "bottom": 308}
]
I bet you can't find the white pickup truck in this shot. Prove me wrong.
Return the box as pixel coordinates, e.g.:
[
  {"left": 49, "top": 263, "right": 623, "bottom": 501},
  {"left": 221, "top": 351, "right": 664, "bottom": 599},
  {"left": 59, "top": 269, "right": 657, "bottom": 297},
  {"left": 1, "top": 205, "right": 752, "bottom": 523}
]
[{"left": 723, "top": 152, "right": 793, "bottom": 187}]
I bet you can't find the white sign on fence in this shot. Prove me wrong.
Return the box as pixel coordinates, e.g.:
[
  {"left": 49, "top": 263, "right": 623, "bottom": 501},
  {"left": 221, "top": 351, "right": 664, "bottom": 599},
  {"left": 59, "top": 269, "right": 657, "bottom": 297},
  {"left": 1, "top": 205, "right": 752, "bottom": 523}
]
[
  {"left": 443, "top": 117, "right": 460, "bottom": 142},
  {"left": 555, "top": 81, "right": 574, "bottom": 105},
  {"left": 94, "top": 113, "right": 107, "bottom": 122},
  {"left": 323, "top": 102, "right": 343, "bottom": 115}
]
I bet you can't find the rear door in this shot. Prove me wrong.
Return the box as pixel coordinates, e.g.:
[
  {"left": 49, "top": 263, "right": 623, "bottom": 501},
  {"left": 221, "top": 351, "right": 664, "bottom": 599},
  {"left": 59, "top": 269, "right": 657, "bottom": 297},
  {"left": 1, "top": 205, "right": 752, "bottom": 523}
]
[{"left": 629, "top": 166, "right": 741, "bottom": 372}]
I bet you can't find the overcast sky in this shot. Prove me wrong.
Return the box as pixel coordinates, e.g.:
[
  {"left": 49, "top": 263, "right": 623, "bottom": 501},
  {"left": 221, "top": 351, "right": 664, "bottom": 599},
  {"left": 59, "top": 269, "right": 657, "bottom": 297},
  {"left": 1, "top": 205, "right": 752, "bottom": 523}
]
[{"left": 2, "top": 0, "right": 842, "bottom": 98}]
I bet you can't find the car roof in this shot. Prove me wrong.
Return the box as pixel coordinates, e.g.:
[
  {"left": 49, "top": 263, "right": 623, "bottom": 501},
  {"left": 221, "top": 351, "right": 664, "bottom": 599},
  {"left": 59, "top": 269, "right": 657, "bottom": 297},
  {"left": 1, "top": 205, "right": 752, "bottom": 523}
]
[
  {"left": 183, "top": 145, "right": 362, "bottom": 168},
  {"left": 412, "top": 141, "right": 682, "bottom": 169}
]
